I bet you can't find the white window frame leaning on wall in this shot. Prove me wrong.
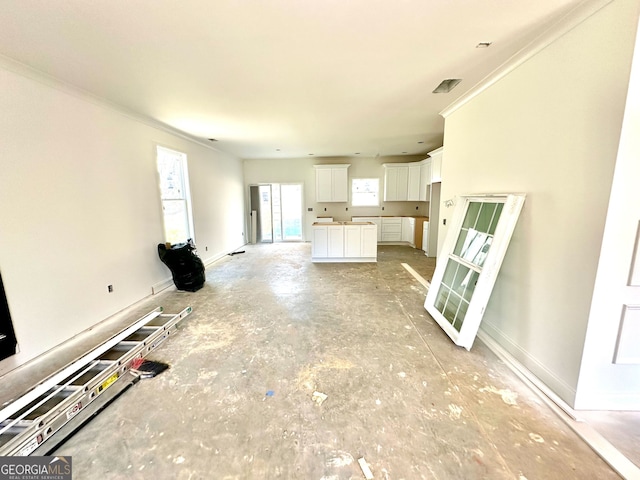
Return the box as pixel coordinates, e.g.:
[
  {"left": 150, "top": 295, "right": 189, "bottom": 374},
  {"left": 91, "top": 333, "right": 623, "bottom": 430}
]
[
  {"left": 351, "top": 178, "right": 380, "bottom": 207},
  {"left": 425, "top": 193, "right": 525, "bottom": 350},
  {"left": 156, "top": 146, "right": 195, "bottom": 245}
]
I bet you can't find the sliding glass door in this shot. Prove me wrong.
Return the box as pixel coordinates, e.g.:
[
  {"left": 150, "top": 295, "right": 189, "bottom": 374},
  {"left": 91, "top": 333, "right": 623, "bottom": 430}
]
[{"left": 250, "top": 184, "right": 303, "bottom": 243}]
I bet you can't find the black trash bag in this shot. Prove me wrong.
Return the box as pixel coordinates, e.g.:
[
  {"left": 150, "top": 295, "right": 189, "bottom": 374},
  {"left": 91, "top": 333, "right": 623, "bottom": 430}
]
[{"left": 157, "top": 239, "right": 205, "bottom": 292}]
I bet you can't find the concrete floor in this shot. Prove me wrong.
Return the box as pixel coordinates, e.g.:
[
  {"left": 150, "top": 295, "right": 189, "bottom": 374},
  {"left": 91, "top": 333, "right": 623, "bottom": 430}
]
[{"left": 4, "top": 243, "right": 631, "bottom": 478}]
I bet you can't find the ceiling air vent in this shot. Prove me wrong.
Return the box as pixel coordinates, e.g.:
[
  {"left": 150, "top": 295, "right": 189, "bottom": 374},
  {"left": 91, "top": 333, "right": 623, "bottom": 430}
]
[{"left": 433, "top": 79, "right": 462, "bottom": 94}]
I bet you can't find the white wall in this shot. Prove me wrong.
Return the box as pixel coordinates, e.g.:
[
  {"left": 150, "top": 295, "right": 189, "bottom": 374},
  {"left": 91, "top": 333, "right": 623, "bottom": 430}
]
[
  {"left": 243, "top": 156, "right": 430, "bottom": 241},
  {"left": 0, "top": 63, "right": 245, "bottom": 372},
  {"left": 437, "top": 0, "right": 639, "bottom": 406},
  {"left": 575, "top": 13, "right": 640, "bottom": 410}
]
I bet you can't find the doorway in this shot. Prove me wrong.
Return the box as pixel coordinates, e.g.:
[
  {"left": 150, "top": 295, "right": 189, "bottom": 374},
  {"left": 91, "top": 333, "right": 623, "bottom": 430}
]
[{"left": 250, "top": 183, "right": 303, "bottom": 243}]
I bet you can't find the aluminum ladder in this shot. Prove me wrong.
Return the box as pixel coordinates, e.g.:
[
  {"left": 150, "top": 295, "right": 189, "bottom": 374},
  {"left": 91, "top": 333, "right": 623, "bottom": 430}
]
[{"left": 0, "top": 306, "right": 191, "bottom": 456}]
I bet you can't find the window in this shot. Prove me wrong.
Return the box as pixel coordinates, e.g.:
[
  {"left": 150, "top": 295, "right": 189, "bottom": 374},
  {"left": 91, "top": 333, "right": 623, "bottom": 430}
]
[
  {"left": 424, "top": 194, "right": 526, "bottom": 350},
  {"left": 156, "top": 146, "right": 194, "bottom": 245},
  {"left": 351, "top": 178, "right": 379, "bottom": 206}
]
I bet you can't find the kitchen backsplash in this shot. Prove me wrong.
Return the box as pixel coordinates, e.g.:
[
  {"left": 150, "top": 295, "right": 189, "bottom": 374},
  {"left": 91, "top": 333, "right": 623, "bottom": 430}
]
[{"left": 311, "top": 201, "right": 430, "bottom": 221}]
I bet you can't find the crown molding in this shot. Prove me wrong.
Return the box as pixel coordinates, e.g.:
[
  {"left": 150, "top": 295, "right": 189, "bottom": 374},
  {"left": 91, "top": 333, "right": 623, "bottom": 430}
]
[
  {"left": 440, "top": 0, "right": 615, "bottom": 118},
  {"left": 0, "top": 53, "right": 226, "bottom": 154}
]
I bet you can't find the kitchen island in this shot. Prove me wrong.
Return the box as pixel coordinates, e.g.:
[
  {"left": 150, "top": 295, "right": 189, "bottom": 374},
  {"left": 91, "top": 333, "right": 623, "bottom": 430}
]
[{"left": 311, "top": 221, "right": 377, "bottom": 263}]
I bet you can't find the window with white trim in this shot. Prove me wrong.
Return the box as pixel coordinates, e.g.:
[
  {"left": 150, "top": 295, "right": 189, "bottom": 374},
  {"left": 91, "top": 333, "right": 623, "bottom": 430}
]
[
  {"left": 156, "top": 146, "right": 195, "bottom": 245},
  {"left": 351, "top": 178, "right": 379, "bottom": 206}
]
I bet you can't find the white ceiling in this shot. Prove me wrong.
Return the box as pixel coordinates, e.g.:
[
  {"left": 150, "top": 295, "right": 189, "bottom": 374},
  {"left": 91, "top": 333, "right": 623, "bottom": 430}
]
[{"left": 0, "top": 0, "right": 584, "bottom": 159}]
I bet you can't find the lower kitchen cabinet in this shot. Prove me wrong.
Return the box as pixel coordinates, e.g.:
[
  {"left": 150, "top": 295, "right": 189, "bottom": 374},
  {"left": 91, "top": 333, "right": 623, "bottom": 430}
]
[
  {"left": 381, "top": 217, "right": 402, "bottom": 242},
  {"left": 312, "top": 225, "right": 328, "bottom": 257},
  {"left": 361, "top": 225, "right": 378, "bottom": 257},
  {"left": 312, "top": 222, "right": 377, "bottom": 262},
  {"left": 353, "top": 216, "right": 428, "bottom": 250},
  {"left": 328, "top": 225, "right": 344, "bottom": 257}
]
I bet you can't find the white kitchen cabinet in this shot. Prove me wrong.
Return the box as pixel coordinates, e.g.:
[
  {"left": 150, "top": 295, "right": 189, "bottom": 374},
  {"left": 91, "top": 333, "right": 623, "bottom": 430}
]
[
  {"left": 361, "top": 225, "right": 378, "bottom": 257},
  {"left": 312, "top": 225, "right": 328, "bottom": 257},
  {"left": 328, "top": 225, "right": 344, "bottom": 257},
  {"left": 344, "top": 225, "right": 361, "bottom": 257},
  {"left": 428, "top": 147, "right": 443, "bottom": 183},
  {"left": 396, "top": 167, "right": 409, "bottom": 201},
  {"left": 384, "top": 161, "right": 430, "bottom": 202},
  {"left": 419, "top": 159, "right": 431, "bottom": 201},
  {"left": 381, "top": 217, "right": 402, "bottom": 242},
  {"left": 312, "top": 222, "right": 377, "bottom": 262},
  {"left": 402, "top": 217, "right": 415, "bottom": 245},
  {"left": 407, "top": 164, "right": 421, "bottom": 201},
  {"left": 314, "top": 164, "right": 350, "bottom": 202},
  {"left": 383, "top": 164, "right": 409, "bottom": 201},
  {"left": 352, "top": 216, "right": 382, "bottom": 242},
  {"left": 422, "top": 221, "right": 429, "bottom": 255}
]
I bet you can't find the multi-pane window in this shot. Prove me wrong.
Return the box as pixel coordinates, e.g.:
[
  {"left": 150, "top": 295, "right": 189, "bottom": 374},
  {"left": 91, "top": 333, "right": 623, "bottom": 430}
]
[
  {"left": 425, "top": 194, "right": 525, "bottom": 350},
  {"left": 156, "top": 146, "right": 194, "bottom": 245},
  {"left": 434, "top": 202, "right": 504, "bottom": 331},
  {"left": 351, "top": 178, "right": 379, "bottom": 206}
]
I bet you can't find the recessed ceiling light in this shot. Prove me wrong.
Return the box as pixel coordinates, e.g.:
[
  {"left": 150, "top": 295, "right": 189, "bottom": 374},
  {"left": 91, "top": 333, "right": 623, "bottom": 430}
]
[
  {"left": 402, "top": 152, "right": 408, "bottom": 154},
  {"left": 476, "top": 42, "right": 492, "bottom": 48},
  {"left": 354, "top": 152, "right": 361, "bottom": 155},
  {"left": 276, "top": 149, "right": 281, "bottom": 151},
  {"left": 417, "top": 141, "right": 424, "bottom": 144},
  {"left": 308, "top": 153, "right": 314, "bottom": 156},
  {"left": 433, "top": 79, "right": 462, "bottom": 93},
  {"left": 208, "top": 138, "right": 218, "bottom": 142}
]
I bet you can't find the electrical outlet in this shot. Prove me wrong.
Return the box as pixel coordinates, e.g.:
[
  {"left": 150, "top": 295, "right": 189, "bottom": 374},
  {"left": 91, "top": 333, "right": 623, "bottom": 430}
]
[
  {"left": 107, "top": 285, "right": 113, "bottom": 293},
  {"left": 308, "top": 207, "right": 313, "bottom": 211},
  {"left": 205, "top": 246, "right": 208, "bottom": 251},
  {"left": 346, "top": 207, "right": 348, "bottom": 211},
  {"left": 443, "top": 219, "right": 446, "bottom": 225}
]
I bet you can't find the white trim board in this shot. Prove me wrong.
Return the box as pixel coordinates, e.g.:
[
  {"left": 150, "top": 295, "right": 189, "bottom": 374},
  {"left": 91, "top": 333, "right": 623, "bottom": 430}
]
[
  {"left": 153, "top": 244, "right": 247, "bottom": 294},
  {"left": 151, "top": 278, "right": 175, "bottom": 295},
  {"left": 440, "top": 0, "right": 614, "bottom": 118},
  {"left": 0, "top": 53, "right": 223, "bottom": 154},
  {"left": 479, "top": 321, "right": 578, "bottom": 407},
  {"left": 401, "top": 263, "right": 431, "bottom": 290}
]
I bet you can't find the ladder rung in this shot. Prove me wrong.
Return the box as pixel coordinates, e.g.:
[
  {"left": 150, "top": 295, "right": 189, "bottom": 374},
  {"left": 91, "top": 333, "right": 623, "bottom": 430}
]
[{"left": 0, "top": 306, "right": 192, "bottom": 456}]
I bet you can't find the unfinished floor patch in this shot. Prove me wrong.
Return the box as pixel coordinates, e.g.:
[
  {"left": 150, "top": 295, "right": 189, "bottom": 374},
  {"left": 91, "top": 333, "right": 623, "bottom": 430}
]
[
  {"left": 296, "top": 358, "right": 356, "bottom": 392},
  {"left": 326, "top": 451, "right": 354, "bottom": 468}
]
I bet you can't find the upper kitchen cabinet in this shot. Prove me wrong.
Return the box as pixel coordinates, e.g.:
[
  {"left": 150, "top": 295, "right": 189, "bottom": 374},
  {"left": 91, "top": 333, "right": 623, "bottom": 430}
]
[
  {"left": 408, "top": 164, "right": 422, "bottom": 201},
  {"left": 418, "top": 159, "right": 431, "bottom": 202},
  {"left": 428, "top": 147, "right": 443, "bottom": 183},
  {"left": 383, "top": 164, "right": 409, "bottom": 201},
  {"left": 384, "top": 159, "right": 430, "bottom": 202},
  {"left": 314, "top": 164, "right": 350, "bottom": 202}
]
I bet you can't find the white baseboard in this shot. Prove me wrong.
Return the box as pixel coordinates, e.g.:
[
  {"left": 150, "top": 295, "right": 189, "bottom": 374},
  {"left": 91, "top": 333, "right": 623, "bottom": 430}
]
[
  {"left": 152, "top": 244, "right": 247, "bottom": 294},
  {"left": 202, "top": 243, "right": 247, "bottom": 268},
  {"left": 151, "top": 278, "right": 174, "bottom": 295},
  {"left": 479, "top": 321, "right": 577, "bottom": 407}
]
